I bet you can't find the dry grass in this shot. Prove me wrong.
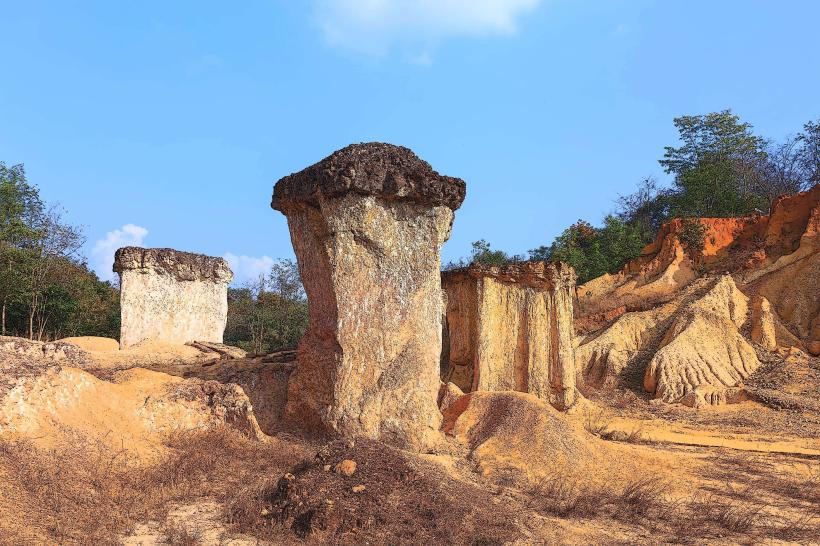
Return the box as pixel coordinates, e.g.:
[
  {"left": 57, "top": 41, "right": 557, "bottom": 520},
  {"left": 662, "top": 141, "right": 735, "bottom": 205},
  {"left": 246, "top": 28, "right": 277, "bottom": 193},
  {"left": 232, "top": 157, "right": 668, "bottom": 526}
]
[
  {"left": 0, "top": 427, "right": 308, "bottom": 545},
  {"left": 162, "top": 524, "right": 203, "bottom": 546},
  {"left": 583, "top": 408, "right": 609, "bottom": 436},
  {"left": 2, "top": 424, "right": 817, "bottom": 544},
  {"left": 527, "top": 471, "right": 819, "bottom": 543}
]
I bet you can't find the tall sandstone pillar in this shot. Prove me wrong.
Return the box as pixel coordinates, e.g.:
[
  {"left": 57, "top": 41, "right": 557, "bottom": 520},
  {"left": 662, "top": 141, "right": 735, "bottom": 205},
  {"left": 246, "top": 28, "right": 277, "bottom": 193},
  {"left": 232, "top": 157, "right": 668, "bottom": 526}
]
[
  {"left": 271, "top": 143, "right": 466, "bottom": 450},
  {"left": 114, "top": 247, "right": 233, "bottom": 349},
  {"left": 441, "top": 261, "right": 578, "bottom": 410}
]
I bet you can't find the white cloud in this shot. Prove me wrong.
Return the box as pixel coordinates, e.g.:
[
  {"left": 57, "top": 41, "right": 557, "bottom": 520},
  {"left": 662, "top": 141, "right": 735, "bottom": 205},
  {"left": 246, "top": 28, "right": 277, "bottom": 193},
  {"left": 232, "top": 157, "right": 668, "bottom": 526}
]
[
  {"left": 312, "top": 0, "right": 541, "bottom": 58},
  {"left": 223, "top": 253, "right": 276, "bottom": 286},
  {"left": 91, "top": 224, "right": 149, "bottom": 281}
]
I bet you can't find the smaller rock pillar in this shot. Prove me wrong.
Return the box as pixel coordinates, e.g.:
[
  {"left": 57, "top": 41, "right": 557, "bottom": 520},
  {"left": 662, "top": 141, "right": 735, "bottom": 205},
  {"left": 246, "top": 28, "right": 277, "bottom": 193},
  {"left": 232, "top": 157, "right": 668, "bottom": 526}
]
[
  {"left": 441, "top": 261, "right": 578, "bottom": 410},
  {"left": 113, "top": 247, "right": 233, "bottom": 349}
]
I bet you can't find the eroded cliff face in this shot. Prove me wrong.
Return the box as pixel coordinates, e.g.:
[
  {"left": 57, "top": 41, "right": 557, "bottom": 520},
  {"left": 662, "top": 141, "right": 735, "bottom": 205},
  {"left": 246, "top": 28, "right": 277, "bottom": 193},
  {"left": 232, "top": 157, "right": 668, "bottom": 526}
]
[
  {"left": 441, "top": 261, "right": 577, "bottom": 410},
  {"left": 642, "top": 275, "right": 761, "bottom": 405},
  {"left": 576, "top": 185, "right": 820, "bottom": 406},
  {"left": 272, "top": 143, "right": 466, "bottom": 451},
  {"left": 577, "top": 185, "right": 820, "bottom": 353},
  {"left": 114, "top": 247, "right": 233, "bottom": 349}
]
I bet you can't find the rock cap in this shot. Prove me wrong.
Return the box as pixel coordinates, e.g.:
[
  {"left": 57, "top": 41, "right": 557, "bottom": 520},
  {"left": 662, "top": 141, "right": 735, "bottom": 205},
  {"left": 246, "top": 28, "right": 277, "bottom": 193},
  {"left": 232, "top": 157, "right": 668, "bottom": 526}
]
[
  {"left": 113, "top": 247, "right": 233, "bottom": 283},
  {"left": 271, "top": 142, "right": 466, "bottom": 211},
  {"left": 442, "top": 261, "right": 576, "bottom": 290}
]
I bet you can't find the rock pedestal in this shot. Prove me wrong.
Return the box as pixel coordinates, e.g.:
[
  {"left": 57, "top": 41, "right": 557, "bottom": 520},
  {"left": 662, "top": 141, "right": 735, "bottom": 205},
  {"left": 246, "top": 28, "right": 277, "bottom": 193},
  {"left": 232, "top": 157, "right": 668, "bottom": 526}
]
[
  {"left": 113, "top": 247, "right": 233, "bottom": 349},
  {"left": 271, "top": 143, "right": 466, "bottom": 450},
  {"left": 441, "top": 261, "right": 578, "bottom": 410}
]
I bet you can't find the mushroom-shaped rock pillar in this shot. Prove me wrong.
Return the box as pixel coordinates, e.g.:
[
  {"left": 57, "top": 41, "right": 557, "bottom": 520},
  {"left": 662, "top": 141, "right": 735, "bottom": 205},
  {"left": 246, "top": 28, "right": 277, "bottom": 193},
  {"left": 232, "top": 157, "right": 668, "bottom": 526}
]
[{"left": 272, "top": 143, "right": 466, "bottom": 450}]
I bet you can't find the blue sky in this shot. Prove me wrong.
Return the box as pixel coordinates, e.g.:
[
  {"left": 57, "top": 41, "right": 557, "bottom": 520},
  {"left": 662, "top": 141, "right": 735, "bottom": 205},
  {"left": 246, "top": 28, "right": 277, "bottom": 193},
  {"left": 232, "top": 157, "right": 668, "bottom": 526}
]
[{"left": 1, "top": 1, "right": 818, "bottom": 284}]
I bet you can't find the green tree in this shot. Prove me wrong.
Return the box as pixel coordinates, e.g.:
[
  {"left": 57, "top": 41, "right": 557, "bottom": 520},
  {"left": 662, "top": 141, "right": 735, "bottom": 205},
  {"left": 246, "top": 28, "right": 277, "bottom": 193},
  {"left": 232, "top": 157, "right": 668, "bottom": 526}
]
[
  {"left": 532, "top": 217, "right": 644, "bottom": 284},
  {"left": 224, "top": 259, "right": 308, "bottom": 355},
  {"left": 615, "top": 177, "right": 671, "bottom": 245},
  {"left": 0, "top": 162, "right": 44, "bottom": 334},
  {"left": 798, "top": 119, "right": 819, "bottom": 186},
  {"left": 469, "top": 239, "right": 520, "bottom": 266},
  {"left": 661, "top": 110, "right": 768, "bottom": 217},
  {"left": 0, "top": 162, "right": 112, "bottom": 340},
  {"left": 660, "top": 110, "right": 767, "bottom": 176}
]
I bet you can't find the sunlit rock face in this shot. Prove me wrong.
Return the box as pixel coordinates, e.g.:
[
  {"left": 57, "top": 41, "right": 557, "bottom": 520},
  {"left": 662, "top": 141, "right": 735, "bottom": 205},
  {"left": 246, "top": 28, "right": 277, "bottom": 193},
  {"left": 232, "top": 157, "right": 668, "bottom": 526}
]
[
  {"left": 441, "top": 261, "right": 578, "bottom": 410},
  {"left": 272, "top": 142, "right": 466, "bottom": 451},
  {"left": 114, "top": 247, "right": 233, "bottom": 349}
]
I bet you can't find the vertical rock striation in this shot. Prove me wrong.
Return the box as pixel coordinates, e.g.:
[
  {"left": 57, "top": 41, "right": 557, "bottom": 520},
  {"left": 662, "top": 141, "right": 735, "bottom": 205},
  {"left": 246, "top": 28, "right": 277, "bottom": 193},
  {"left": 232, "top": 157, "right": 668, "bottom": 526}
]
[
  {"left": 114, "top": 247, "right": 233, "bottom": 349},
  {"left": 271, "top": 142, "right": 466, "bottom": 450},
  {"left": 441, "top": 261, "right": 578, "bottom": 410}
]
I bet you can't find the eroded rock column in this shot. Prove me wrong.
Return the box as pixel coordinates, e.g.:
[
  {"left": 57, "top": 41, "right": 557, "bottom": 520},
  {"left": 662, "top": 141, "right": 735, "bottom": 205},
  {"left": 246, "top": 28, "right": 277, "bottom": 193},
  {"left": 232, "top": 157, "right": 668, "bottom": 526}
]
[
  {"left": 441, "top": 261, "right": 578, "bottom": 410},
  {"left": 114, "top": 247, "right": 233, "bottom": 349},
  {"left": 272, "top": 143, "right": 466, "bottom": 450}
]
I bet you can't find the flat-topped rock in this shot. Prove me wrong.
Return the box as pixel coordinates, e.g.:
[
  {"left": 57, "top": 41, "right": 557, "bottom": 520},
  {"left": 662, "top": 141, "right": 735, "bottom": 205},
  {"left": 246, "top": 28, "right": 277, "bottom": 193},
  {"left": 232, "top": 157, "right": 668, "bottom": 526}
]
[
  {"left": 441, "top": 260, "right": 578, "bottom": 409},
  {"left": 114, "top": 247, "right": 233, "bottom": 283},
  {"left": 442, "top": 261, "right": 576, "bottom": 290},
  {"left": 114, "top": 247, "right": 233, "bottom": 349},
  {"left": 271, "top": 142, "right": 466, "bottom": 211}
]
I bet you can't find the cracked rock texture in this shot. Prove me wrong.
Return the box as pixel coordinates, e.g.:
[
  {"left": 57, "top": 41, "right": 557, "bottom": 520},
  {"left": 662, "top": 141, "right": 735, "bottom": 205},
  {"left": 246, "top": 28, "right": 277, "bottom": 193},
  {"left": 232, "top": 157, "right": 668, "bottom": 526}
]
[
  {"left": 272, "top": 143, "right": 465, "bottom": 451},
  {"left": 114, "top": 247, "right": 233, "bottom": 349},
  {"left": 441, "top": 261, "right": 577, "bottom": 410}
]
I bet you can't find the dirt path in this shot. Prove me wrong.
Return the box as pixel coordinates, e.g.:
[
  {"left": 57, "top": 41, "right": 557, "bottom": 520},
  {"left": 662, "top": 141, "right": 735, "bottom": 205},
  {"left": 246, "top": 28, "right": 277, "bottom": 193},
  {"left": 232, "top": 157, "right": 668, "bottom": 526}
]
[{"left": 606, "top": 415, "right": 820, "bottom": 456}]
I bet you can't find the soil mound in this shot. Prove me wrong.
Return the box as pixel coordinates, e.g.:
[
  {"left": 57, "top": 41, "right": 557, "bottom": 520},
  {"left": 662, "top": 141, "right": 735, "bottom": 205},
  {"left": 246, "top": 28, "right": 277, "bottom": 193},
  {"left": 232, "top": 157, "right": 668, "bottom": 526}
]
[
  {"left": 442, "top": 391, "right": 601, "bottom": 481},
  {"left": 0, "top": 366, "right": 264, "bottom": 457},
  {"left": 58, "top": 336, "right": 120, "bottom": 352},
  {"left": 238, "top": 437, "right": 521, "bottom": 544}
]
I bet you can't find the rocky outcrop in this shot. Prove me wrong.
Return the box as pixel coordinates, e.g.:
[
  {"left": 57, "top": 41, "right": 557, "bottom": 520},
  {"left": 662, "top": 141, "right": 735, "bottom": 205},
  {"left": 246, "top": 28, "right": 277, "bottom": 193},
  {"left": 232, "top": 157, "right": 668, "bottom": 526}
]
[
  {"left": 575, "top": 302, "right": 676, "bottom": 390},
  {"left": 750, "top": 296, "right": 778, "bottom": 351},
  {"left": 0, "top": 336, "right": 92, "bottom": 397},
  {"left": 578, "top": 275, "right": 764, "bottom": 406},
  {"left": 114, "top": 247, "right": 233, "bottom": 349},
  {"left": 141, "top": 354, "right": 295, "bottom": 436},
  {"left": 643, "top": 276, "right": 761, "bottom": 404},
  {"left": 271, "top": 143, "right": 466, "bottom": 450},
  {"left": 577, "top": 184, "right": 820, "bottom": 393},
  {"left": 0, "top": 336, "right": 90, "bottom": 366},
  {"left": 0, "top": 366, "right": 264, "bottom": 455},
  {"left": 441, "top": 261, "right": 578, "bottom": 409},
  {"left": 578, "top": 186, "right": 819, "bottom": 322}
]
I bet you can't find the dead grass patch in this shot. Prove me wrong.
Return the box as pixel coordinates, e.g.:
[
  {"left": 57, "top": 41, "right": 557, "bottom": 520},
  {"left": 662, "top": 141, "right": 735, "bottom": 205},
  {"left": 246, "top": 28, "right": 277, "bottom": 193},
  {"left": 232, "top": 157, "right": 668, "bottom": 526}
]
[
  {"left": 0, "top": 427, "right": 308, "bottom": 545},
  {"left": 527, "top": 472, "right": 818, "bottom": 543}
]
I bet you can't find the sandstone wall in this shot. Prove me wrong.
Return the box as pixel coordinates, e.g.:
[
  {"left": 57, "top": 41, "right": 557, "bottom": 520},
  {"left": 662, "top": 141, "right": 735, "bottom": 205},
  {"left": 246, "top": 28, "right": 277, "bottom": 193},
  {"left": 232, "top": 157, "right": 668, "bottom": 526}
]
[
  {"left": 441, "top": 261, "right": 577, "bottom": 410},
  {"left": 114, "top": 247, "right": 233, "bottom": 349}
]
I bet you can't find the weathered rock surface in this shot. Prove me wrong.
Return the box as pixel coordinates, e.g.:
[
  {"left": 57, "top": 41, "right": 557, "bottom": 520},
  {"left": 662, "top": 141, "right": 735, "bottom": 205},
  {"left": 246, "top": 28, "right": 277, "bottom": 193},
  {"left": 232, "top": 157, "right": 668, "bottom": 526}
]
[
  {"left": 272, "top": 143, "right": 465, "bottom": 450},
  {"left": 750, "top": 296, "right": 778, "bottom": 351},
  {"left": 441, "top": 261, "right": 578, "bottom": 409},
  {"left": 577, "top": 185, "right": 820, "bottom": 353},
  {"left": 575, "top": 302, "right": 676, "bottom": 389},
  {"left": 577, "top": 185, "right": 820, "bottom": 404},
  {"left": 0, "top": 366, "right": 264, "bottom": 455},
  {"left": 643, "top": 276, "right": 761, "bottom": 403},
  {"left": 114, "top": 247, "right": 233, "bottom": 349},
  {"left": 0, "top": 336, "right": 92, "bottom": 396},
  {"left": 136, "top": 355, "right": 295, "bottom": 436},
  {"left": 437, "top": 381, "right": 464, "bottom": 413}
]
